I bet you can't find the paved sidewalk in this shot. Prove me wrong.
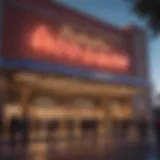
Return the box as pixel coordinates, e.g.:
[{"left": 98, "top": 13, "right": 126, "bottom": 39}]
[
  {"left": 0, "top": 129, "right": 156, "bottom": 160},
  {"left": 0, "top": 137, "right": 152, "bottom": 160}
]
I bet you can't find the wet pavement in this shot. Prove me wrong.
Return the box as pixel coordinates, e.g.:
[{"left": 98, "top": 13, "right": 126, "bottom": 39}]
[
  {"left": 0, "top": 138, "right": 158, "bottom": 160},
  {"left": 0, "top": 128, "right": 158, "bottom": 160}
]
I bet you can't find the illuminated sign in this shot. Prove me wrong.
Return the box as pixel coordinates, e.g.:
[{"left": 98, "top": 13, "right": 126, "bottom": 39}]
[
  {"left": 60, "top": 26, "right": 126, "bottom": 49},
  {"left": 29, "top": 25, "right": 129, "bottom": 72},
  {"left": 60, "top": 26, "right": 110, "bottom": 49}
]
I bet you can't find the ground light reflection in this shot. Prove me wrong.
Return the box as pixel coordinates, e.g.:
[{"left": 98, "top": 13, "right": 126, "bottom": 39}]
[{"left": 0, "top": 130, "right": 154, "bottom": 160}]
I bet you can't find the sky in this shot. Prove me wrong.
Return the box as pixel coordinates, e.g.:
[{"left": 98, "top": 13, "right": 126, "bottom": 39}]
[{"left": 57, "top": 0, "right": 160, "bottom": 94}]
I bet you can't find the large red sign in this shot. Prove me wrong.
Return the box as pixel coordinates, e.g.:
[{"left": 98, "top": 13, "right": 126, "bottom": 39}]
[
  {"left": 29, "top": 25, "right": 129, "bottom": 72},
  {"left": 3, "top": 3, "right": 130, "bottom": 74}
]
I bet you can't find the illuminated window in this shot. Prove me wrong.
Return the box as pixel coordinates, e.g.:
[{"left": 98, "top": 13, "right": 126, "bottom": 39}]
[
  {"left": 31, "top": 95, "right": 58, "bottom": 107},
  {"left": 73, "top": 98, "right": 94, "bottom": 108}
]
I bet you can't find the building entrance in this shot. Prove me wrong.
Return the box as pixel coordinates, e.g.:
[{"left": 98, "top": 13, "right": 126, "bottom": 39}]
[
  {"left": 1, "top": 72, "right": 145, "bottom": 143},
  {"left": 4, "top": 89, "right": 133, "bottom": 141}
]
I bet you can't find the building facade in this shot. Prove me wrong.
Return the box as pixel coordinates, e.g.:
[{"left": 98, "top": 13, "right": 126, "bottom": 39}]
[{"left": 0, "top": 0, "right": 151, "bottom": 140}]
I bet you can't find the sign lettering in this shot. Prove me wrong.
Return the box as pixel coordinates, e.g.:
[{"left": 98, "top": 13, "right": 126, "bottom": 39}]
[{"left": 29, "top": 25, "right": 129, "bottom": 72}]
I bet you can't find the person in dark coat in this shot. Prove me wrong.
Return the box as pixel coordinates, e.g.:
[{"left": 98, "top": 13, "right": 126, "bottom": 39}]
[
  {"left": 121, "top": 119, "right": 129, "bottom": 137},
  {"left": 21, "top": 116, "right": 30, "bottom": 147},
  {"left": 9, "top": 116, "right": 21, "bottom": 148},
  {"left": 81, "top": 119, "right": 98, "bottom": 140},
  {"left": 47, "top": 120, "right": 58, "bottom": 142},
  {"left": 138, "top": 120, "right": 148, "bottom": 140}
]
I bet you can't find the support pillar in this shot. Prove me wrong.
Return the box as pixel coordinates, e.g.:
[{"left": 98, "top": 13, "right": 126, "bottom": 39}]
[
  {"left": 58, "top": 96, "right": 71, "bottom": 139},
  {"left": 59, "top": 119, "right": 67, "bottom": 138},
  {"left": 98, "top": 119, "right": 106, "bottom": 137},
  {"left": 20, "top": 87, "right": 32, "bottom": 118},
  {"left": 73, "top": 120, "right": 81, "bottom": 138},
  {"left": 98, "top": 97, "right": 110, "bottom": 138}
]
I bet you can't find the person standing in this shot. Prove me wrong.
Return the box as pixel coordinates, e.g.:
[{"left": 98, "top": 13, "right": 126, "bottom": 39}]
[
  {"left": 138, "top": 120, "right": 148, "bottom": 141},
  {"left": 47, "top": 120, "right": 58, "bottom": 142},
  {"left": 9, "top": 116, "right": 20, "bottom": 149},
  {"left": 21, "top": 116, "right": 30, "bottom": 147},
  {"left": 122, "top": 119, "right": 130, "bottom": 138}
]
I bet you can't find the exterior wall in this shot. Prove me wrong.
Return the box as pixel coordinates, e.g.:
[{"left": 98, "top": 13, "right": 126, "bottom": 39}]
[
  {"left": 3, "top": 77, "right": 133, "bottom": 138},
  {"left": 0, "top": 0, "right": 5, "bottom": 121},
  {"left": 0, "top": 0, "right": 2, "bottom": 56},
  {"left": 1, "top": 0, "right": 151, "bottom": 123},
  {"left": 0, "top": 1, "right": 152, "bottom": 142},
  {"left": 125, "top": 26, "right": 149, "bottom": 79},
  {"left": 2, "top": 0, "right": 131, "bottom": 75},
  {"left": 123, "top": 26, "right": 151, "bottom": 122},
  {"left": 11, "top": 0, "right": 124, "bottom": 37},
  {"left": 2, "top": 0, "right": 150, "bottom": 80}
]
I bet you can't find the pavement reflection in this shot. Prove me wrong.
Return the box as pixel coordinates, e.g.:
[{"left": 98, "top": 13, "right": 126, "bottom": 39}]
[{"left": 0, "top": 138, "right": 156, "bottom": 160}]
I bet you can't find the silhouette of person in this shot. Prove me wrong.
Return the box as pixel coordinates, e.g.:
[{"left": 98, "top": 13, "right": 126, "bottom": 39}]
[
  {"left": 138, "top": 120, "right": 148, "bottom": 141},
  {"left": 9, "top": 115, "right": 21, "bottom": 149},
  {"left": 121, "top": 119, "right": 129, "bottom": 137},
  {"left": 21, "top": 116, "right": 29, "bottom": 147},
  {"left": 81, "top": 119, "right": 98, "bottom": 140},
  {"left": 90, "top": 120, "right": 98, "bottom": 138},
  {"left": 81, "top": 120, "right": 88, "bottom": 139},
  {"left": 47, "top": 120, "right": 58, "bottom": 142}
]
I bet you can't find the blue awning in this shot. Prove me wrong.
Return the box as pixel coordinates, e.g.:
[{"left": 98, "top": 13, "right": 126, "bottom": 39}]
[{"left": 0, "top": 58, "right": 151, "bottom": 88}]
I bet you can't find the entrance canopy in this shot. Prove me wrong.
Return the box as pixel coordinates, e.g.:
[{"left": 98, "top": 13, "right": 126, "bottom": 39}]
[
  {"left": 13, "top": 72, "right": 148, "bottom": 97},
  {"left": 0, "top": 58, "right": 151, "bottom": 88}
]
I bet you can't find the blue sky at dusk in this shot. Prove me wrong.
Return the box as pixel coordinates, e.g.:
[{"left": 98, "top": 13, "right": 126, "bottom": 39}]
[{"left": 58, "top": 0, "right": 160, "bottom": 93}]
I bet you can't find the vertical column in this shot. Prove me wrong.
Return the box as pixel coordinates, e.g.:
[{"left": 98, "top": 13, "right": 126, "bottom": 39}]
[
  {"left": 97, "top": 118, "right": 106, "bottom": 140},
  {"left": 58, "top": 96, "right": 70, "bottom": 139},
  {"left": 20, "top": 86, "right": 32, "bottom": 141},
  {"left": 97, "top": 97, "right": 110, "bottom": 139},
  {"left": 67, "top": 96, "right": 81, "bottom": 139},
  {"left": 20, "top": 86, "right": 32, "bottom": 118},
  {"left": 73, "top": 119, "right": 81, "bottom": 139},
  {"left": 59, "top": 119, "right": 67, "bottom": 138}
]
